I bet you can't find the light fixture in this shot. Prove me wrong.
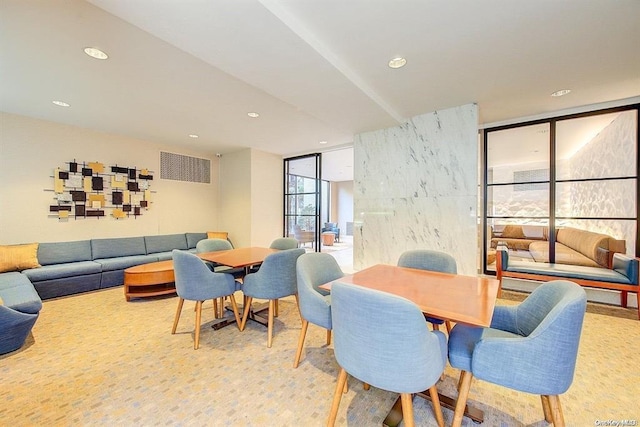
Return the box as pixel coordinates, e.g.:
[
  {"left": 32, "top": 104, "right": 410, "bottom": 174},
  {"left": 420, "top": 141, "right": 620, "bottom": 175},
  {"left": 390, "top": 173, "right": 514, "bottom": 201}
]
[
  {"left": 188, "top": 134, "right": 199, "bottom": 138},
  {"left": 388, "top": 57, "right": 407, "bottom": 69},
  {"left": 551, "top": 89, "right": 571, "bottom": 97},
  {"left": 247, "top": 112, "right": 260, "bottom": 118},
  {"left": 52, "top": 100, "right": 70, "bottom": 107},
  {"left": 319, "top": 140, "right": 327, "bottom": 145},
  {"left": 84, "top": 47, "right": 109, "bottom": 60}
]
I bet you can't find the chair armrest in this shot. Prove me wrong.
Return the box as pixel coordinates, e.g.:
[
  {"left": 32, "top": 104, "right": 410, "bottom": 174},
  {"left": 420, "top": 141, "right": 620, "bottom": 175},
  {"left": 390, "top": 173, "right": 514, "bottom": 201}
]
[
  {"left": 489, "top": 305, "right": 519, "bottom": 333},
  {"left": 612, "top": 253, "right": 639, "bottom": 285}
]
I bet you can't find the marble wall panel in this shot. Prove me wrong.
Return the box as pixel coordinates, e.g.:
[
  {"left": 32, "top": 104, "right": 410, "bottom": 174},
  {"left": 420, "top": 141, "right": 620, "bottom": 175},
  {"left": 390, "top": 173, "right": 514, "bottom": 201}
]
[{"left": 354, "top": 104, "right": 478, "bottom": 274}]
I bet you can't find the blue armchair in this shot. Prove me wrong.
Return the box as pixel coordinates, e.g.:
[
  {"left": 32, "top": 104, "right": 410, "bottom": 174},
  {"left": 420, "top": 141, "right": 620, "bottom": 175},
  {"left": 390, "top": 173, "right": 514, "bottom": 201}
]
[
  {"left": 293, "top": 252, "right": 343, "bottom": 368},
  {"left": 328, "top": 282, "right": 447, "bottom": 427},
  {"left": 321, "top": 222, "right": 340, "bottom": 242},
  {"left": 239, "top": 248, "right": 305, "bottom": 347},
  {"left": 447, "top": 280, "right": 587, "bottom": 426},
  {"left": 269, "top": 237, "right": 299, "bottom": 250},
  {"left": 171, "top": 250, "right": 242, "bottom": 350},
  {"left": 397, "top": 249, "right": 457, "bottom": 332}
]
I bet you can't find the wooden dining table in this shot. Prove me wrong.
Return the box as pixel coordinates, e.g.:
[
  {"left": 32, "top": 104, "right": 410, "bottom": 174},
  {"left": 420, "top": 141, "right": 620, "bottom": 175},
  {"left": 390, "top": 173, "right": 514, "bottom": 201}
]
[{"left": 319, "top": 263, "right": 500, "bottom": 426}]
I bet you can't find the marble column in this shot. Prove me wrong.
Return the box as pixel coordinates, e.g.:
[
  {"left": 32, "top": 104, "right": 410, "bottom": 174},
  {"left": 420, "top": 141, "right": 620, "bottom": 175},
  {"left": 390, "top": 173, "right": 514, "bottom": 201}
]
[{"left": 353, "top": 104, "right": 479, "bottom": 274}]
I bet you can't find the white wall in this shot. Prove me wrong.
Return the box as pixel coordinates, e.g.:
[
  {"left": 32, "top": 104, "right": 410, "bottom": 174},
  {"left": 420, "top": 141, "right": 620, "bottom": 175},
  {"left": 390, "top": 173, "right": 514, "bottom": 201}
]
[
  {"left": 218, "top": 148, "right": 283, "bottom": 248},
  {"left": 353, "top": 104, "right": 479, "bottom": 274},
  {"left": 0, "top": 112, "right": 219, "bottom": 244}
]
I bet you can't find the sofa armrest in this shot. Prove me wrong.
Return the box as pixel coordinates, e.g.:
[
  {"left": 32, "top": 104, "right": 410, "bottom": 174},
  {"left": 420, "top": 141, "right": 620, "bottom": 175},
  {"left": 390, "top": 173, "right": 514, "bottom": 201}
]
[{"left": 612, "top": 253, "right": 639, "bottom": 285}]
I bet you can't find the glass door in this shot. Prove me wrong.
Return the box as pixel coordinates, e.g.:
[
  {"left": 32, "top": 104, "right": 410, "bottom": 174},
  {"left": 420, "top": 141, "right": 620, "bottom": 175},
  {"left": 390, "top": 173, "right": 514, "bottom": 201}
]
[{"left": 284, "top": 154, "right": 321, "bottom": 251}]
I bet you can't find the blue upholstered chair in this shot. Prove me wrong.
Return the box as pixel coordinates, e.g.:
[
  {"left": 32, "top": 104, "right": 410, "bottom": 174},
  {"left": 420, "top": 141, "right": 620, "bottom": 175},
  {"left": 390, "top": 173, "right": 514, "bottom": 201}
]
[
  {"left": 397, "top": 249, "right": 457, "bottom": 332},
  {"left": 448, "top": 280, "right": 587, "bottom": 427},
  {"left": 328, "top": 282, "right": 447, "bottom": 427},
  {"left": 171, "top": 250, "right": 241, "bottom": 350},
  {"left": 293, "top": 253, "right": 343, "bottom": 368},
  {"left": 240, "top": 248, "right": 305, "bottom": 347},
  {"left": 269, "top": 237, "right": 299, "bottom": 250}
]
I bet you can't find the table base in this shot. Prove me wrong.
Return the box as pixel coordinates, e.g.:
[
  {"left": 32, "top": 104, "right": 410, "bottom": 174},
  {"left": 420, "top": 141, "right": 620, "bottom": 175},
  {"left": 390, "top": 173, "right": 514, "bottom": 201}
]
[{"left": 383, "top": 390, "right": 483, "bottom": 427}]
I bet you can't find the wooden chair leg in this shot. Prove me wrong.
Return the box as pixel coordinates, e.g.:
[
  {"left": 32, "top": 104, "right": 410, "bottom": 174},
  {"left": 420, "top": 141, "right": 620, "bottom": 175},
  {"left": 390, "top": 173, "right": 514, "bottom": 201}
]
[
  {"left": 445, "top": 320, "right": 453, "bottom": 334},
  {"left": 328, "top": 368, "right": 348, "bottom": 427},
  {"left": 432, "top": 323, "right": 440, "bottom": 331},
  {"left": 274, "top": 299, "right": 279, "bottom": 317},
  {"left": 172, "top": 298, "right": 184, "bottom": 334},
  {"left": 541, "top": 395, "right": 552, "bottom": 423},
  {"left": 213, "top": 298, "right": 219, "bottom": 319},
  {"left": 400, "top": 393, "right": 415, "bottom": 427},
  {"left": 239, "top": 296, "right": 253, "bottom": 331},
  {"left": 267, "top": 299, "right": 275, "bottom": 348},
  {"left": 547, "top": 395, "right": 565, "bottom": 427},
  {"left": 294, "top": 293, "right": 301, "bottom": 318},
  {"left": 326, "top": 329, "right": 332, "bottom": 345},
  {"left": 228, "top": 294, "right": 242, "bottom": 330},
  {"left": 194, "top": 300, "right": 203, "bottom": 350},
  {"left": 429, "top": 385, "right": 445, "bottom": 427},
  {"left": 343, "top": 378, "right": 348, "bottom": 394},
  {"left": 363, "top": 383, "right": 370, "bottom": 390},
  {"left": 452, "top": 370, "right": 473, "bottom": 427},
  {"left": 294, "top": 319, "right": 309, "bottom": 368}
]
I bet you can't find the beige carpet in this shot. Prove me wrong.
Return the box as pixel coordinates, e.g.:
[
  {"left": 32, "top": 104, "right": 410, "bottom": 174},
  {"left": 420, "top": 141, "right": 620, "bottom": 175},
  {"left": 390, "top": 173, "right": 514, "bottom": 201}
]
[{"left": 1, "top": 286, "right": 638, "bottom": 426}]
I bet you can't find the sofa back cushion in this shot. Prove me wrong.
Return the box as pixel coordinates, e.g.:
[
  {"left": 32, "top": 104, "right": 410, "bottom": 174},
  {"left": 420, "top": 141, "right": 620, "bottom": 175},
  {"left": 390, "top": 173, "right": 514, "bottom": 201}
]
[
  {"left": 91, "top": 237, "right": 146, "bottom": 259},
  {"left": 144, "top": 234, "right": 188, "bottom": 254},
  {"left": 186, "top": 232, "right": 207, "bottom": 249},
  {"left": 38, "top": 240, "right": 92, "bottom": 266},
  {"left": 557, "top": 227, "right": 609, "bottom": 263}
]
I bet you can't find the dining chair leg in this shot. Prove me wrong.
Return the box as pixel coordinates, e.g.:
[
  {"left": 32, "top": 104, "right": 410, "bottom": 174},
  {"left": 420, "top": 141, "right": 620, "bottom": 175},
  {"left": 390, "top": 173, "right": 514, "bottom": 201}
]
[
  {"left": 445, "top": 320, "right": 452, "bottom": 334},
  {"left": 363, "top": 383, "right": 370, "bottom": 390},
  {"left": 294, "top": 319, "right": 309, "bottom": 368},
  {"left": 228, "top": 294, "right": 242, "bottom": 330},
  {"left": 326, "top": 329, "right": 332, "bottom": 345},
  {"left": 213, "top": 298, "right": 219, "bottom": 319},
  {"left": 547, "top": 395, "right": 565, "bottom": 427},
  {"left": 428, "top": 385, "right": 445, "bottom": 427},
  {"left": 327, "top": 368, "right": 348, "bottom": 427},
  {"left": 194, "top": 300, "right": 203, "bottom": 350},
  {"left": 452, "top": 370, "right": 473, "bottom": 427},
  {"left": 172, "top": 297, "right": 184, "bottom": 334},
  {"left": 400, "top": 393, "right": 415, "bottom": 427},
  {"left": 541, "top": 395, "right": 553, "bottom": 423},
  {"left": 239, "top": 297, "right": 253, "bottom": 331},
  {"left": 294, "top": 293, "right": 301, "bottom": 318},
  {"left": 274, "top": 299, "right": 279, "bottom": 317},
  {"left": 432, "top": 323, "right": 440, "bottom": 331},
  {"left": 267, "top": 299, "right": 275, "bottom": 348}
]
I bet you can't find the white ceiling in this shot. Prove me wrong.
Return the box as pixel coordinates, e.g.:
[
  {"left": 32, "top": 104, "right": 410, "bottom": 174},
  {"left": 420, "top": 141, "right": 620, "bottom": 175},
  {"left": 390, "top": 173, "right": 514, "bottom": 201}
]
[{"left": 1, "top": 1, "right": 639, "bottom": 182}]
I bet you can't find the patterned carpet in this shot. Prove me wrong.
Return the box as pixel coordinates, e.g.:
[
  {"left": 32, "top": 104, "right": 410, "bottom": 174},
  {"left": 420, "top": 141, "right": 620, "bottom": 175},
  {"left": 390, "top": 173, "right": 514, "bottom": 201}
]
[{"left": 1, "top": 286, "right": 638, "bottom": 426}]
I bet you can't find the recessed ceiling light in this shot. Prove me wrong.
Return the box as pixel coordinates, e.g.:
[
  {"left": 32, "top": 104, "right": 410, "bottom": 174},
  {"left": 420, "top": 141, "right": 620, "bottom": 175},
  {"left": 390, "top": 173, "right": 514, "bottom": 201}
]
[
  {"left": 52, "top": 100, "right": 70, "bottom": 107},
  {"left": 388, "top": 57, "right": 407, "bottom": 69},
  {"left": 551, "top": 89, "right": 571, "bottom": 97},
  {"left": 319, "top": 141, "right": 327, "bottom": 145},
  {"left": 188, "top": 134, "right": 199, "bottom": 138},
  {"left": 247, "top": 112, "right": 260, "bottom": 118},
  {"left": 84, "top": 47, "right": 109, "bottom": 60}
]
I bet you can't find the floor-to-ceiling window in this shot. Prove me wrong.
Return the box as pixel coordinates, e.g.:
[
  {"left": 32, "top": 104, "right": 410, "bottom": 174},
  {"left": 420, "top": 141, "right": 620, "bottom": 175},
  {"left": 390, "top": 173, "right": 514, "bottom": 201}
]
[
  {"left": 284, "top": 154, "right": 321, "bottom": 250},
  {"left": 483, "top": 104, "right": 639, "bottom": 274}
]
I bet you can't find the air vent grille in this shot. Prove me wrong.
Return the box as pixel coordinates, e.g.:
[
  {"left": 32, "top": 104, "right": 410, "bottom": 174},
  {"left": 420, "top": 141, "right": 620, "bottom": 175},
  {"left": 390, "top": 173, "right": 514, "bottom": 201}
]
[{"left": 160, "top": 152, "right": 211, "bottom": 183}]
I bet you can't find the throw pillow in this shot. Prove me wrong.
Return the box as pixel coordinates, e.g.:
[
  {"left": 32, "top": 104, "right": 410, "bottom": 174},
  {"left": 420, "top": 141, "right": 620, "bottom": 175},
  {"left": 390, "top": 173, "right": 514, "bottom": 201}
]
[
  {"left": 0, "top": 243, "right": 41, "bottom": 273},
  {"left": 207, "top": 231, "right": 228, "bottom": 240}
]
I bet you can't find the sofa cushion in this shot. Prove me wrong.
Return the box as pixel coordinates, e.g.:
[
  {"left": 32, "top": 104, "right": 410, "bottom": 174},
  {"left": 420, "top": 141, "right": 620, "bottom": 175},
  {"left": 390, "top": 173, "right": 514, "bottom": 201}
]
[
  {"left": 529, "top": 242, "right": 600, "bottom": 268},
  {"left": 557, "top": 227, "right": 609, "bottom": 264},
  {"left": 505, "top": 259, "right": 634, "bottom": 285},
  {"left": 0, "top": 243, "right": 40, "bottom": 273},
  {"left": 145, "top": 234, "right": 188, "bottom": 254},
  {"left": 22, "top": 261, "right": 102, "bottom": 282},
  {"left": 186, "top": 232, "right": 207, "bottom": 249},
  {"left": 94, "top": 254, "right": 158, "bottom": 272},
  {"left": 0, "top": 272, "right": 42, "bottom": 314},
  {"left": 91, "top": 237, "right": 146, "bottom": 259},
  {"left": 37, "top": 240, "right": 92, "bottom": 265}
]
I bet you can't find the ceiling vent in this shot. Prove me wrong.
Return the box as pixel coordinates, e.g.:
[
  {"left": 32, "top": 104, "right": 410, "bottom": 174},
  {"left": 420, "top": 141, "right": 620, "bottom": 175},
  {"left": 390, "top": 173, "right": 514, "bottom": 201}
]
[{"left": 160, "top": 151, "right": 211, "bottom": 183}]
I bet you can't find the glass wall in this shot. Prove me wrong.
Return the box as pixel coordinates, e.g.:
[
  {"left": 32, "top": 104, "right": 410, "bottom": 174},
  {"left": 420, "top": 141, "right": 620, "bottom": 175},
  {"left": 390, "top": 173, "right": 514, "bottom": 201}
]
[
  {"left": 284, "top": 154, "right": 321, "bottom": 250},
  {"left": 483, "top": 105, "right": 639, "bottom": 273}
]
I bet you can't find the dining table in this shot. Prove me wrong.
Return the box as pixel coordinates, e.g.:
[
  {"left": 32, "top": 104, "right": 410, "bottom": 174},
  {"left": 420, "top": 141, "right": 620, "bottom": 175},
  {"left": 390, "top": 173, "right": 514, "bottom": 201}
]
[{"left": 319, "top": 263, "right": 500, "bottom": 427}]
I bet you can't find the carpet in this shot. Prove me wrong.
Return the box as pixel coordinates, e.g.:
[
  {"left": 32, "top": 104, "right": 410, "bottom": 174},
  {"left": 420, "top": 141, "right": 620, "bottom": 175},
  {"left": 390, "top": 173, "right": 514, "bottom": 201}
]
[{"left": 1, "top": 286, "right": 638, "bottom": 426}]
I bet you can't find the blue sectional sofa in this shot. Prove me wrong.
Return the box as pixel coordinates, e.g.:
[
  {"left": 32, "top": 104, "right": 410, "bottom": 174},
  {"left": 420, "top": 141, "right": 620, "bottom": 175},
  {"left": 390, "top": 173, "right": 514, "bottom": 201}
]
[
  {"left": 0, "top": 272, "right": 43, "bottom": 354},
  {"left": 0, "top": 232, "right": 207, "bottom": 354}
]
